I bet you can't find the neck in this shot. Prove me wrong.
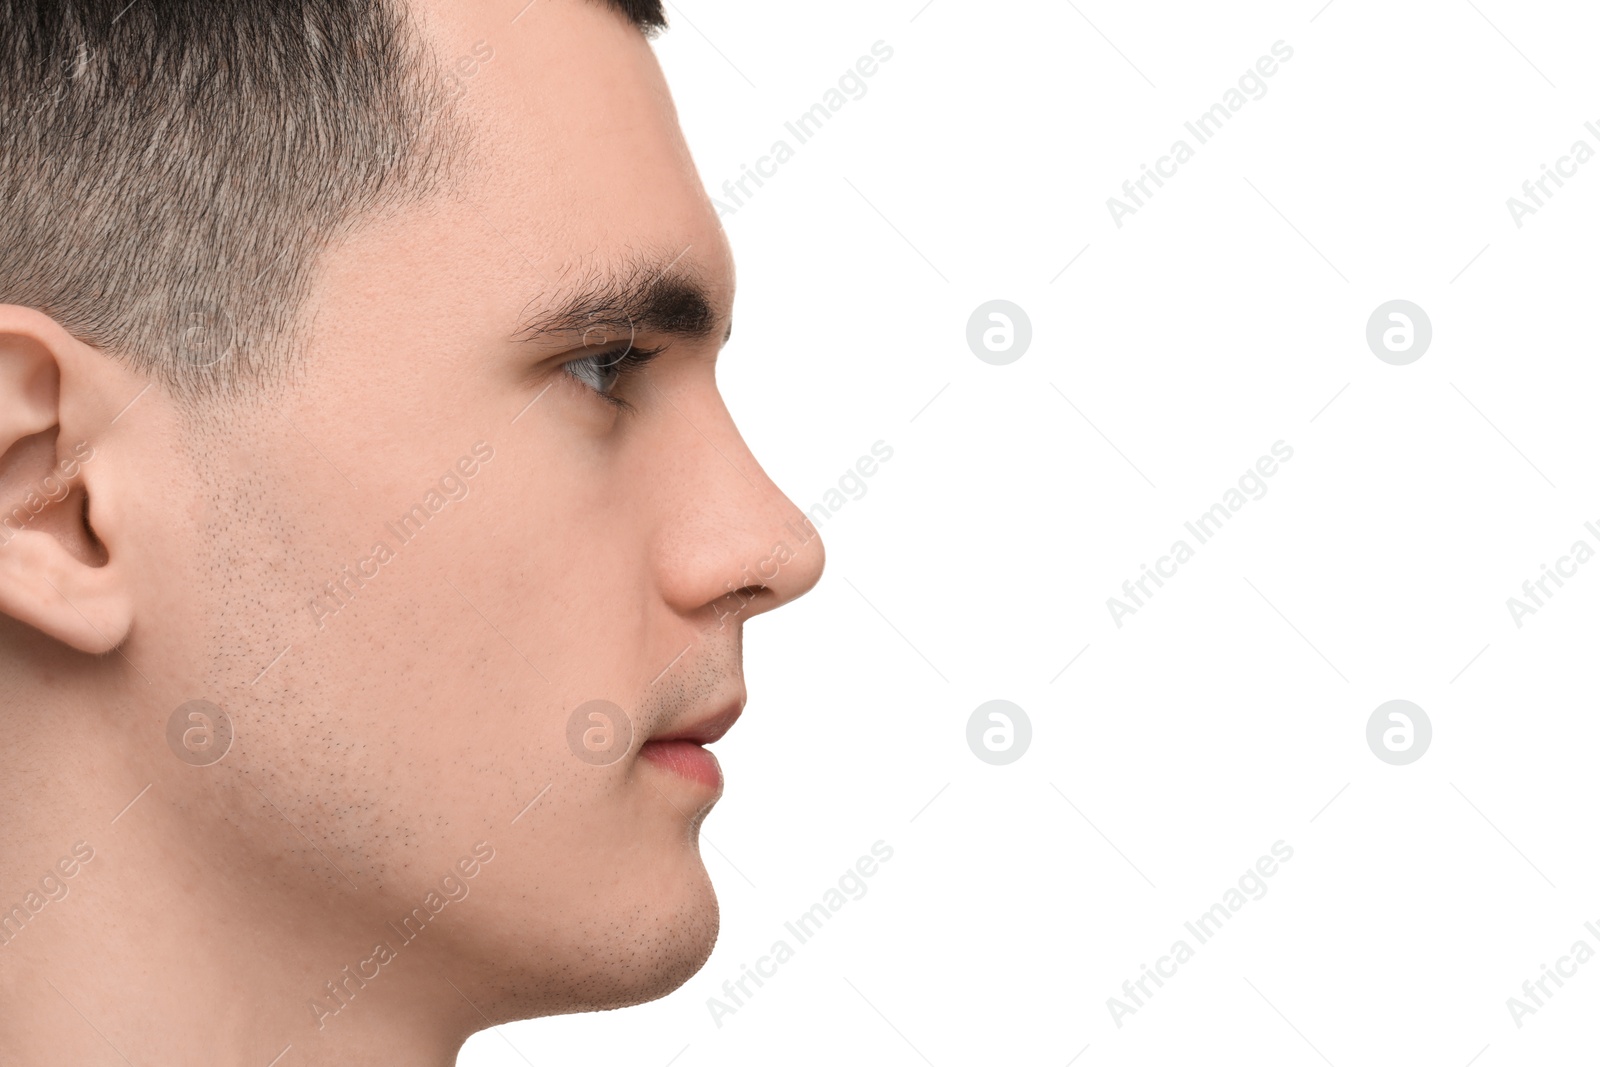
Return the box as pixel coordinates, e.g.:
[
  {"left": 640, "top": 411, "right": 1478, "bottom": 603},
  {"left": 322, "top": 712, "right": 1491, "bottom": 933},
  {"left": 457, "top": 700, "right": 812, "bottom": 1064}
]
[{"left": 0, "top": 687, "right": 475, "bottom": 1066}]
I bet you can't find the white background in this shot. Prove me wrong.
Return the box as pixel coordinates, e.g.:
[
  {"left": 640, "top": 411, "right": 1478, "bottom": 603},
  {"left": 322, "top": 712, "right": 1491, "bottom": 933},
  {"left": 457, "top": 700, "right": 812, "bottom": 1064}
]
[{"left": 463, "top": 1, "right": 1600, "bottom": 1064}]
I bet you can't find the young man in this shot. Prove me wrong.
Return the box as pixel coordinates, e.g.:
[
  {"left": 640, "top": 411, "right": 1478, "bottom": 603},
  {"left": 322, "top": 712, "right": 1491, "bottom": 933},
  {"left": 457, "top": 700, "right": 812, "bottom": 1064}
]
[{"left": 0, "top": 1, "right": 824, "bottom": 1062}]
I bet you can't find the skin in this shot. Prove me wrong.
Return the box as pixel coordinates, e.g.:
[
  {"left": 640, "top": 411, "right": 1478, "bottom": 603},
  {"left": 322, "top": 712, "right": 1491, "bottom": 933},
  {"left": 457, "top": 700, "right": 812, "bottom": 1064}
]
[{"left": 0, "top": 1, "right": 823, "bottom": 1064}]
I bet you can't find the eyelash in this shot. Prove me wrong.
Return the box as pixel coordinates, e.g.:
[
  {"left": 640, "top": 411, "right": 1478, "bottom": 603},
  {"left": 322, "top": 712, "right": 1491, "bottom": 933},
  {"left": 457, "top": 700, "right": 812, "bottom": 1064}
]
[{"left": 560, "top": 344, "right": 665, "bottom": 410}]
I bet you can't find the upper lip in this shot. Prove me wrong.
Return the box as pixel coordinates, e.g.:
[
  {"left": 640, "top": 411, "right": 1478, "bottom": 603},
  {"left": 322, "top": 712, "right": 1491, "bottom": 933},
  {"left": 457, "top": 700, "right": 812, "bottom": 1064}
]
[{"left": 647, "top": 699, "right": 745, "bottom": 745}]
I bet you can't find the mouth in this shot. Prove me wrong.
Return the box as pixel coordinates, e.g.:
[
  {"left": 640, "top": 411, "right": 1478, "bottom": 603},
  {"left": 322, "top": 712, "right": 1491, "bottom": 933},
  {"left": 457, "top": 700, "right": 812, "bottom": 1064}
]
[{"left": 638, "top": 701, "right": 743, "bottom": 791}]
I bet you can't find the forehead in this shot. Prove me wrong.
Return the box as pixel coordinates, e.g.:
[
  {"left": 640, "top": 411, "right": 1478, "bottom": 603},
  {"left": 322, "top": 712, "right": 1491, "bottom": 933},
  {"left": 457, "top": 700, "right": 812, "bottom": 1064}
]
[{"left": 417, "top": 0, "right": 731, "bottom": 299}]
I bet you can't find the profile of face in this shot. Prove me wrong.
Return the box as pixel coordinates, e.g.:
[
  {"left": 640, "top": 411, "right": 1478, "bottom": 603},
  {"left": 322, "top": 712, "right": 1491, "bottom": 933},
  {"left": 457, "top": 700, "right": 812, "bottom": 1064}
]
[{"left": 0, "top": 0, "right": 822, "bottom": 1061}]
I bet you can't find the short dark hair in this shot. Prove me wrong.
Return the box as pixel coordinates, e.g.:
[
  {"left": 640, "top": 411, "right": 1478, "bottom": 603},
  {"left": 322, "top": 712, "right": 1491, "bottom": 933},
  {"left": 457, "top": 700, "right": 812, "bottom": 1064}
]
[{"left": 0, "top": 0, "right": 667, "bottom": 401}]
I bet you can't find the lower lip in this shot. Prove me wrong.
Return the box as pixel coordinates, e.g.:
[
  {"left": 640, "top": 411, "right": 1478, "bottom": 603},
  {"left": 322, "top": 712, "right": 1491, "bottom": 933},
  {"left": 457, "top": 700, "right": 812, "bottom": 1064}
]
[{"left": 639, "top": 740, "right": 723, "bottom": 790}]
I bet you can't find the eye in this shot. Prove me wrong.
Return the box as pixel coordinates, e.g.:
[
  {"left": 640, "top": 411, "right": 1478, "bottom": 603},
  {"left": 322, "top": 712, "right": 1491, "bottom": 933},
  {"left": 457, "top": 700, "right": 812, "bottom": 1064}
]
[{"left": 560, "top": 344, "right": 664, "bottom": 408}]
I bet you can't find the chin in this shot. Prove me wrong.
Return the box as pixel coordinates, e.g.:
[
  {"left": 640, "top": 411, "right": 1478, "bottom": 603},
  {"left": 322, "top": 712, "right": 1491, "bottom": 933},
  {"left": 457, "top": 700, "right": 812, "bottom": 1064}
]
[
  {"left": 591, "top": 898, "right": 720, "bottom": 1013},
  {"left": 577, "top": 849, "right": 722, "bottom": 1013},
  {"left": 474, "top": 842, "right": 722, "bottom": 1020}
]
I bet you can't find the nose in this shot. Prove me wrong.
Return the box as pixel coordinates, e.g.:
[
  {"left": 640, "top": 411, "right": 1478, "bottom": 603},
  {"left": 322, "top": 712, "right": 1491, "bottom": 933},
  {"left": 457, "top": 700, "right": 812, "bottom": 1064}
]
[{"left": 648, "top": 395, "right": 825, "bottom": 628}]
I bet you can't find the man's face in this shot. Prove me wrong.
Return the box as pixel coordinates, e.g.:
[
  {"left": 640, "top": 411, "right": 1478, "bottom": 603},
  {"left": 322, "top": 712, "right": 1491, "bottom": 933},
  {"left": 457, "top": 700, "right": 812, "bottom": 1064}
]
[{"left": 110, "top": 0, "right": 822, "bottom": 1020}]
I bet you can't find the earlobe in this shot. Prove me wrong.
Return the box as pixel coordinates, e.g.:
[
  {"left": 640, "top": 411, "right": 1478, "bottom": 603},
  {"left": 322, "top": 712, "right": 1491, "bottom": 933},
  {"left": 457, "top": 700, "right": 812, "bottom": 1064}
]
[{"left": 0, "top": 306, "right": 135, "bottom": 656}]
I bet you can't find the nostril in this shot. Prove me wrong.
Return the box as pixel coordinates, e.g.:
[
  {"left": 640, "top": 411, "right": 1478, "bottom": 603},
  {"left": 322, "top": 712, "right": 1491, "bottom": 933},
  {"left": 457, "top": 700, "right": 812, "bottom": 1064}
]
[{"left": 708, "top": 584, "right": 766, "bottom": 633}]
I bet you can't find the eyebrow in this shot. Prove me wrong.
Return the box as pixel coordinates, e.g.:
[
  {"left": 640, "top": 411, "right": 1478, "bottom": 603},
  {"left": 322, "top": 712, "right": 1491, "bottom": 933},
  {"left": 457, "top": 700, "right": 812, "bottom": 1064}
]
[{"left": 513, "top": 259, "right": 728, "bottom": 349}]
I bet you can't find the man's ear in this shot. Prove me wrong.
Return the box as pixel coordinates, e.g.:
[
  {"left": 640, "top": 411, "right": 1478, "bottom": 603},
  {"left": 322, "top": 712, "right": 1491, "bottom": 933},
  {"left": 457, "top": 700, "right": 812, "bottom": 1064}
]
[{"left": 0, "top": 306, "right": 134, "bottom": 655}]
